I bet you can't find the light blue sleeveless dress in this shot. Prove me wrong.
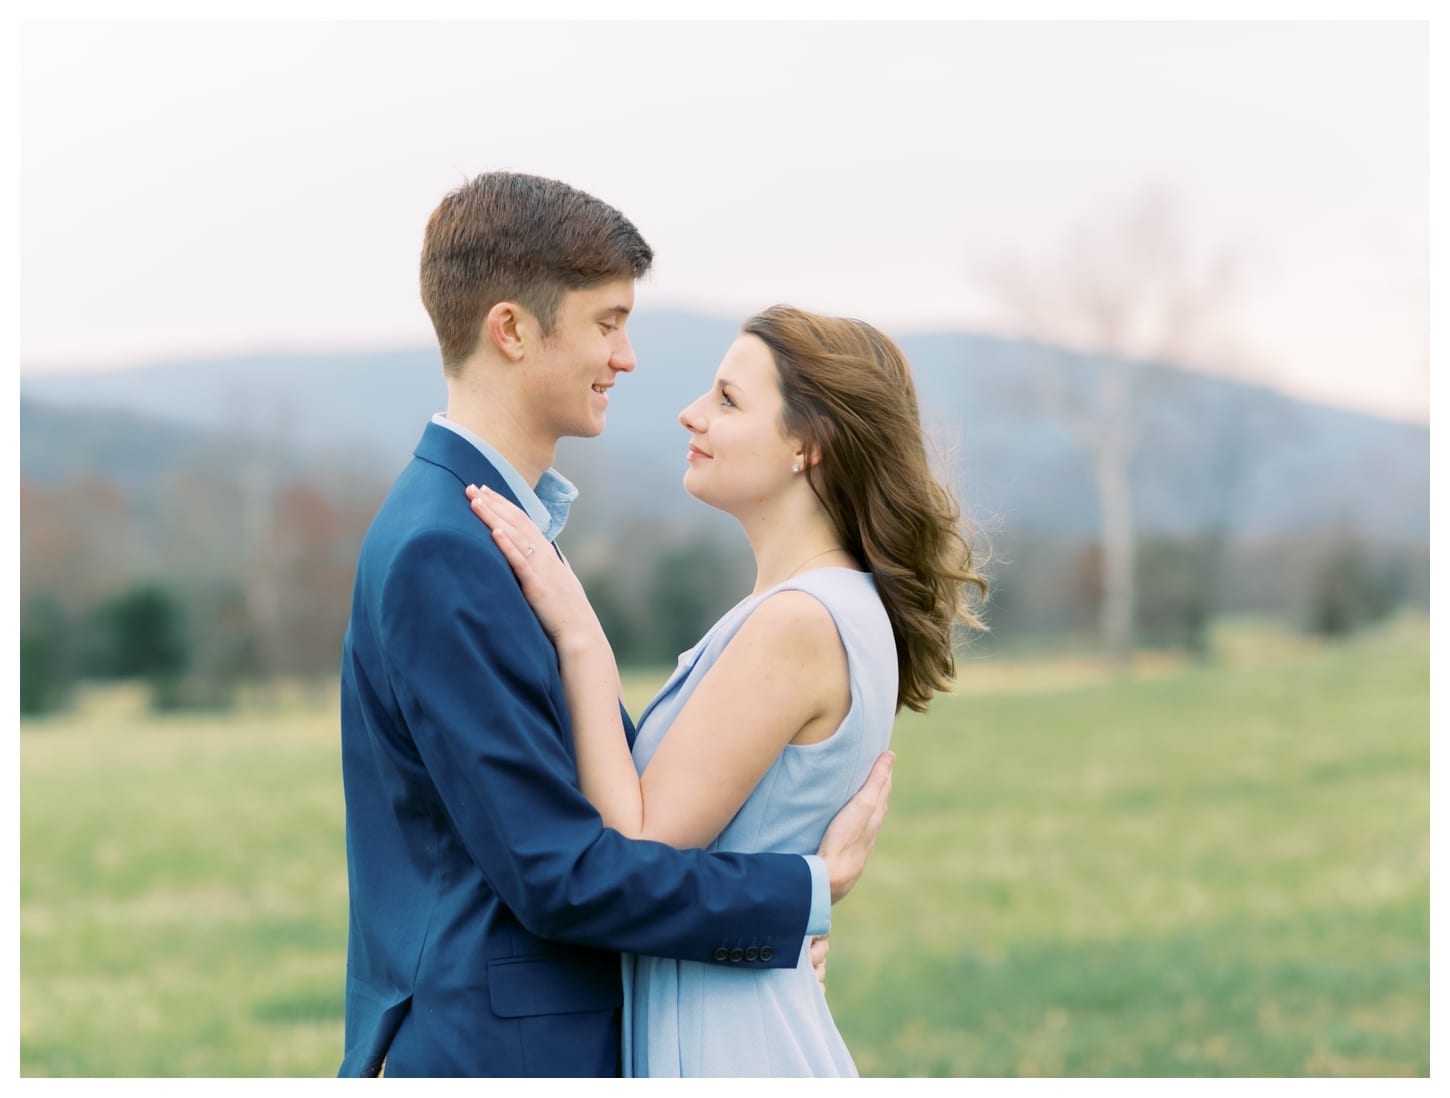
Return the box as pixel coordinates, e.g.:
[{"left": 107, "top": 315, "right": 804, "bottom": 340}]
[{"left": 620, "top": 567, "right": 899, "bottom": 1077}]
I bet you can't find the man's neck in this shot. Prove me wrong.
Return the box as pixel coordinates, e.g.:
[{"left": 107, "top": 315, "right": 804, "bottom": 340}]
[{"left": 444, "top": 378, "right": 555, "bottom": 486}]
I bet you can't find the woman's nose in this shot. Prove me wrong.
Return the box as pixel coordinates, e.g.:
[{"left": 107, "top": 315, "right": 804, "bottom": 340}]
[{"left": 679, "top": 394, "right": 708, "bottom": 432}]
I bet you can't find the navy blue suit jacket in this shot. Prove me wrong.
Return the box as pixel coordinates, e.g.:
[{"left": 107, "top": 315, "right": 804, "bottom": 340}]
[{"left": 339, "top": 423, "right": 812, "bottom": 1077}]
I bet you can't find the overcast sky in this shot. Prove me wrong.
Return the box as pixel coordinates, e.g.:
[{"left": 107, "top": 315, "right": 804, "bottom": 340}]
[{"left": 16, "top": 13, "right": 1433, "bottom": 422}]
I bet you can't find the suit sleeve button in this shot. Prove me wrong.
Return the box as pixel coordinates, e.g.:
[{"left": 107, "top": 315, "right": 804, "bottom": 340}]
[
  {"left": 713, "top": 947, "right": 729, "bottom": 962},
  {"left": 759, "top": 945, "right": 774, "bottom": 962},
  {"left": 744, "top": 947, "right": 760, "bottom": 961},
  {"left": 729, "top": 948, "right": 744, "bottom": 963}
]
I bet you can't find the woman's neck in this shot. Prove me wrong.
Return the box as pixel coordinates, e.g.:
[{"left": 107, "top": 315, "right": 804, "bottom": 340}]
[{"left": 742, "top": 506, "right": 855, "bottom": 596}]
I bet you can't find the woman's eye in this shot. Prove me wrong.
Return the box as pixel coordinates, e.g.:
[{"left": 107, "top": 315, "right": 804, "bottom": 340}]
[{"left": 719, "top": 393, "right": 735, "bottom": 409}]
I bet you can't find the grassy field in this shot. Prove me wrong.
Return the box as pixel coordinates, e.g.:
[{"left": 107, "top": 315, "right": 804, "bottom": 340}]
[{"left": 19, "top": 617, "right": 1429, "bottom": 1077}]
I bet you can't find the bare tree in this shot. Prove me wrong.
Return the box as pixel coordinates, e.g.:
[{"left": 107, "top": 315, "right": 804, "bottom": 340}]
[
  {"left": 267, "top": 477, "right": 377, "bottom": 681},
  {"left": 981, "top": 188, "right": 1239, "bottom": 669},
  {"left": 226, "top": 395, "right": 300, "bottom": 686}
]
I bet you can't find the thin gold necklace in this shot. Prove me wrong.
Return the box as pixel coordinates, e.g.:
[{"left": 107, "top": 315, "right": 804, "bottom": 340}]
[{"left": 784, "top": 546, "right": 849, "bottom": 581}]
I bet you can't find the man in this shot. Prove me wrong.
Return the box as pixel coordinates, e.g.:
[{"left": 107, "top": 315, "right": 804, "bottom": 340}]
[{"left": 339, "top": 172, "right": 893, "bottom": 1077}]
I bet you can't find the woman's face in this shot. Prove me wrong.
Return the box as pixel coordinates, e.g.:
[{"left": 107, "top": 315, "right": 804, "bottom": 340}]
[{"left": 678, "top": 334, "right": 801, "bottom": 514}]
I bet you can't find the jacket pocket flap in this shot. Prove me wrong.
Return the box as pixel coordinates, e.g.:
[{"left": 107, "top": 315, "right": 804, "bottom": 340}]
[{"left": 487, "top": 955, "right": 623, "bottom": 1019}]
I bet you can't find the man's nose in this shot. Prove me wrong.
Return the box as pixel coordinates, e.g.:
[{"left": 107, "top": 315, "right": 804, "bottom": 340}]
[{"left": 611, "top": 334, "right": 637, "bottom": 374}]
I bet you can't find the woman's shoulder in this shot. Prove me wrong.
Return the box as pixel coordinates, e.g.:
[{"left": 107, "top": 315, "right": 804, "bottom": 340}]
[
  {"left": 694, "top": 569, "right": 881, "bottom": 672},
  {"left": 772, "top": 569, "right": 897, "bottom": 684},
  {"left": 740, "top": 587, "right": 843, "bottom": 649},
  {"left": 774, "top": 567, "right": 886, "bottom": 623}
]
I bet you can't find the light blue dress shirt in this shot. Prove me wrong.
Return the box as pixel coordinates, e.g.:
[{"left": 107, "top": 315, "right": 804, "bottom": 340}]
[
  {"left": 431, "top": 413, "right": 577, "bottom": 540},
  {"left": 430, "top": 412, "right": 830, "bottom": 937}
]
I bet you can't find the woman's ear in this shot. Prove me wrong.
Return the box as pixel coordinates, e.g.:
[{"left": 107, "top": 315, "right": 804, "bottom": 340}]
[{"left": 791, "top": 442, "right": 821, "bottom": 474}]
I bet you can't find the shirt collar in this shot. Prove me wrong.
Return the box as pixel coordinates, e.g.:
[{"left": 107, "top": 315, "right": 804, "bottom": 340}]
[{"left": 430, "top": 413, "right": 577, "bottom": 542}]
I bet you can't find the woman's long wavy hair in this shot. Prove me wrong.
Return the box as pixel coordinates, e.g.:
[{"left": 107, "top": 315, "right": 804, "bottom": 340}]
[{"left": 743, "top": 305, "right": 988, "bottom": 713}]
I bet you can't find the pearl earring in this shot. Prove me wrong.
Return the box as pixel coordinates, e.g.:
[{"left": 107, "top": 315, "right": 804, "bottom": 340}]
[{"left": 792, "top": 464, "right": 801, "bottom": 474}]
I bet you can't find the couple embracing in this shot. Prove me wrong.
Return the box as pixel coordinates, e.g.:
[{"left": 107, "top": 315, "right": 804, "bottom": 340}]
[{"left": 339, "top": 172, "right": 986, "bottom": 1078}]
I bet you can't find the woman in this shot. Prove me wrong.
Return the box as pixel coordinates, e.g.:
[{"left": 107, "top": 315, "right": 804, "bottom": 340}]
[{"left": 468, "top": 305, "right": 987, "bottom": 1076}]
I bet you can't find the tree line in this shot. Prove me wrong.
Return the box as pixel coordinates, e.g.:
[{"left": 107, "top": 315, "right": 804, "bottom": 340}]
[
  {"left": 19, "top": 461, "right": 1423, "bottom": 717},
  {"left": 21, "top": 189, "right": 1428, "bottom": 715}
]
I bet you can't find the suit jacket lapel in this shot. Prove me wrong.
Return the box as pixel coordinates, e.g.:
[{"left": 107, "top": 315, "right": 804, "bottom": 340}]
[
  {"left": 412, "top": 422, "right": 530, "bottom": 512},
  {"left": 413, "top": 421, "right": 641, "bottom": 749}
]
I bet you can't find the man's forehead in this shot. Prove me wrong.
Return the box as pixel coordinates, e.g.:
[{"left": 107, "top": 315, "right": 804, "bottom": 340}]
[{"left": 567, "top": 278, "right": 635, "bottom": 314}]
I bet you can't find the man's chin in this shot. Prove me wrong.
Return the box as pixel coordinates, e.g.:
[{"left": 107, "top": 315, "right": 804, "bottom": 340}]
[{"left": 565, "top": 419, "right": 606, "bottom": 440}]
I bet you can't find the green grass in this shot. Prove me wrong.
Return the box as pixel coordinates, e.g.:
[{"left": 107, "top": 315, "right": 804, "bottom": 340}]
[{"left": 19, "top": 618, "right": 1429, "bottom": 1076}]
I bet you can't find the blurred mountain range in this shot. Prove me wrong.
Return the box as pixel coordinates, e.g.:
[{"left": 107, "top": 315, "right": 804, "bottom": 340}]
[{"left": 19, "top": 310, "right": 1429, "bottom": 546}]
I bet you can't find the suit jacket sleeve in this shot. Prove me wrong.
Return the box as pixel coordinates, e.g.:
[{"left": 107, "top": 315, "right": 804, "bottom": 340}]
[{"left": 377, "top": 524, "right": 811, "bottom": 966}]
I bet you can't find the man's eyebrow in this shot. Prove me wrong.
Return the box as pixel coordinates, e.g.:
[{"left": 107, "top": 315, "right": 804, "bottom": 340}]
[{"left": 600, "top": 304, "right": 631, "bottom": 317}]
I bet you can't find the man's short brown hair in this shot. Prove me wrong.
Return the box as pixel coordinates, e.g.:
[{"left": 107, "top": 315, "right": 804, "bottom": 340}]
[{"left": 420, "top": 172, "right": 654, "bottom": 372}]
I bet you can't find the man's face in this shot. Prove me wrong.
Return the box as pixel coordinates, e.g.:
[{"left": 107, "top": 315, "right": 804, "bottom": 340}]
[{"left": 522, "top": 279, "right": 637, "bottom": 443}]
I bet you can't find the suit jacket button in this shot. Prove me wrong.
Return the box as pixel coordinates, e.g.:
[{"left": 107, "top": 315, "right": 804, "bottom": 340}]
[
  {"left": 729, "top": 948, "right": 745, "bottom": 963},
  {"left": 713, "top": 947, "right": 730, "bottom": 962},
  {"left": 744, "top": 947, "right": 760, "bottom": 961},
  {"left": 759, "top": 945, "right": 774, "bottom": 962}
]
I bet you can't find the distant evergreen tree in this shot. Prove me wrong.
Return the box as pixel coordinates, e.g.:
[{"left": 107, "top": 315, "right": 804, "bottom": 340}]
[
  {"left": 96, "top": 584, "right": 189, "bottom": 708},
  {"left": 1309, "top": 536, "right": 1399, "bottom": 638},
  {"left": 20, "top": 597, "right": 76, "bottom": 716},
  {"left": 645, "top": 535, "right": 751, "bottom": 663}
]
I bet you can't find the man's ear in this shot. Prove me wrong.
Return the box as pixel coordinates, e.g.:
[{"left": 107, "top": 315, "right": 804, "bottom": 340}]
[{"left": 484, "top": 301, "right": 529, "bottom": 362}]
